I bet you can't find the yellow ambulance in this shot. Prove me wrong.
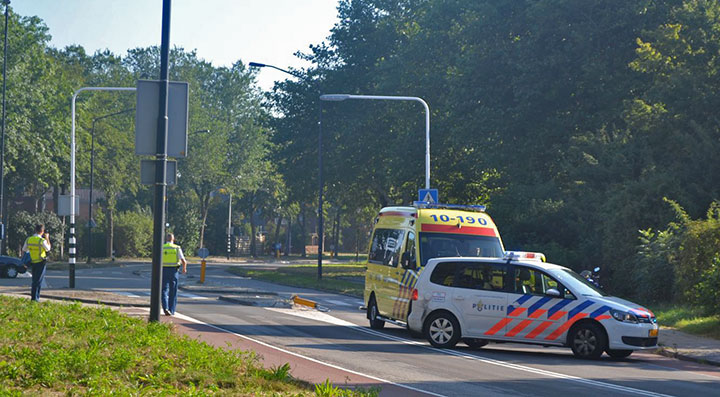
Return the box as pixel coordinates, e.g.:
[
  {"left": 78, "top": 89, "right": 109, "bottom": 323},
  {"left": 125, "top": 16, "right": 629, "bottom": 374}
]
[{"left": 364, "top": 202, "right": 507, "bottom": 329}]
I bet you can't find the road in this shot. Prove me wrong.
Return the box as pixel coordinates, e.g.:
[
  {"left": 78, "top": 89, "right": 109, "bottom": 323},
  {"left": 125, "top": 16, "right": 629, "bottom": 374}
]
[{"left": 2, "top": 262, "right": 718, "bottom": 396}]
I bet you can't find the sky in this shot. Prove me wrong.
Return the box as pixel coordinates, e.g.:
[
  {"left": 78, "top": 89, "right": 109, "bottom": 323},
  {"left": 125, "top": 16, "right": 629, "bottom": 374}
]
[{"left": 12, "top": 0, "right": 340, "bottom": 91}]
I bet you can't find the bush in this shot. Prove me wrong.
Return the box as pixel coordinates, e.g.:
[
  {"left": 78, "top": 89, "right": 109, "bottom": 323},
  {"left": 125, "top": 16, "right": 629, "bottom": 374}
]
[
  {"left": 8, "top": 211, "right": 63, "bottom": 258},
  {"left": 114, "top": 209, "right": 153, "bottom": 258},
  {"left": 635, "top": 199, "right": 720, "bottom": 314}
]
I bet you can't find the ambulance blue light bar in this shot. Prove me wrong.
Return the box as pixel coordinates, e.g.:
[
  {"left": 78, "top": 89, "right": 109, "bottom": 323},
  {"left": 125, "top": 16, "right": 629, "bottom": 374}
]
[{"left": 413, "top": 201, "right": 486, "bottom": 212}]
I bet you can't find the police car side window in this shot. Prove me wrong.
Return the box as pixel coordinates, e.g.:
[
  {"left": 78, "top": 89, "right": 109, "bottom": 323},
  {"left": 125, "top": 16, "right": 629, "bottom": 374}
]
[
  {"left": 368, "top": 229, "right": 406, "bottom": 267},
  {"left": 454, "top": 263, "right": 507, "bottom": 291},
  {"left": 430, "top": 262, "right": 458, "bottom": 287},
  {"left": 514, "top": 266, "right": 574, "bottom": 298}
]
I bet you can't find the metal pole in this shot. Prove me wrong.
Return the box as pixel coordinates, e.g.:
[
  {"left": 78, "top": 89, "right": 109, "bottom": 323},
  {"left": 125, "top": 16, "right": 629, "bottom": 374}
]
[
  {"left": 87, "top": 119, "right": 96, "bottom": 263},
  {"left": 149, "top": 0, "right": 172, "bottom": 322},
  {"left": 0, "top": 1, "right": 9, "bottom": 254},
  {"left": 227, "top": 193, "right": 231, "bottom": 260},
  {"left": 317, "top": 102, "right": 323, "bottom": 280},
  {"left": 69, "top": 87, "right": 135, "bottom": 288}
]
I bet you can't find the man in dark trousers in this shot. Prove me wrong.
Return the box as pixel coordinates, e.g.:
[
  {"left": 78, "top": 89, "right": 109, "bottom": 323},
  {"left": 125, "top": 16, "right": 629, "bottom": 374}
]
[
  {"left": 22, "top": 224, "right": 51, "bottom": 301},
  {"left": 161, "top": 233, "right": 187, "bottom": 316}
]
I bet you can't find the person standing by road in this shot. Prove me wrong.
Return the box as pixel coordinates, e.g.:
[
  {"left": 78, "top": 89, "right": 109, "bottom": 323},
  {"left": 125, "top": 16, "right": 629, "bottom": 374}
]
[
  {"left": 161, "top": 233, "right": 187, "bottom": 316},
  {"left": 22, "top": 224, "right": 51, "bottom": 301}
]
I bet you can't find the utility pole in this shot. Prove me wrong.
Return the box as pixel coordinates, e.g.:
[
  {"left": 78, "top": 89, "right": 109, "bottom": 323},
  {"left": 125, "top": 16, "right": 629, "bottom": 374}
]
[
  {"left": 149, "top": 0, "right": 172, "bottom": 322},
  {"left": 227, "top": 193, "right": 232, "bottom": 260},
  {"left": 0, "top": 0, "right": 10, "bottom": 254}
]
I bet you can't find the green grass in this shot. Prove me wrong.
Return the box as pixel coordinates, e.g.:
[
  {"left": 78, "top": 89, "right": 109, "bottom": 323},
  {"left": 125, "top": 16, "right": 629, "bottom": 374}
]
[
  {"left": 651, "top": 304, "right": 720, "bottom": 339},
  {"left": 228, "top": 263, "right": 367, "bottom": 298},
  {"left": 0, "top": 295, "right": 375, "bottom": 396}
]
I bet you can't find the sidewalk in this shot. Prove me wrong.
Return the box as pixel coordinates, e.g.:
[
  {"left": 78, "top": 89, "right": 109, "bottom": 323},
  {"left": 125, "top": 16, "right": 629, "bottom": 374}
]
[{"left": 2, "top": 285, "right": 720, "bottom": 369}]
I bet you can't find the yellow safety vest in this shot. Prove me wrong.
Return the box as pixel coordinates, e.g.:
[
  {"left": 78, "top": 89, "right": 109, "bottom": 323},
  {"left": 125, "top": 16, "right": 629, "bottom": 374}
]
[
  {"left": 27, "top": 235, "right": 47, "bottom": 263},
  {"left": 162, "top": 243, "right": 181, "bottom": 267}
]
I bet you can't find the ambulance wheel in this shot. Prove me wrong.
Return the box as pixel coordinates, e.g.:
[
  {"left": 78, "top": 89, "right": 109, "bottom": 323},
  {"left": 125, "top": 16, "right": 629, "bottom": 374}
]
[
  {"left": 367, "top": 297, "right": 385, "bottom": 329},
  {"left": 463, "top": 338, "right": 488, "bottom": 349},
  {"left": 606, "top": 349, "right": 633, "bottom": 359},
  {"left": 569, "top": 322, "right": 607, "bottom": 359},
  {"left": 425, "top": 311, "right": 461, "bottom": 349}
]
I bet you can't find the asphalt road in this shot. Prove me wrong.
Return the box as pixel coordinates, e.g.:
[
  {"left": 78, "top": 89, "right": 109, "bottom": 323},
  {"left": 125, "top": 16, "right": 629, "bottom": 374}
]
[{"left": 2, "top": 262, "right": 718, "bottom": 396}]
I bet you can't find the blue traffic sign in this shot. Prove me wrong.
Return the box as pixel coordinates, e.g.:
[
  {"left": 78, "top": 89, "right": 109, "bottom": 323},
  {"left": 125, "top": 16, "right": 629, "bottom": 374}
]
[{"left": 418, "top": 188, "right": 439, "bottom": 204}]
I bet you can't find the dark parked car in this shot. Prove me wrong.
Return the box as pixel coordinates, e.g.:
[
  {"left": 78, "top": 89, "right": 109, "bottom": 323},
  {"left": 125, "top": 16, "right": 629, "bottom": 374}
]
[{"left": 0, "top": 255, "right": 26, "bottom": 278}]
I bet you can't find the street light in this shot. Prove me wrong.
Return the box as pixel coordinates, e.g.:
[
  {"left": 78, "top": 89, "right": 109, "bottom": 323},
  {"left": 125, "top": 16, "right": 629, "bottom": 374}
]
[
  {"left": 319, "top": 94, "right": 432, "bottom": 190},
  {"left": 249, "top": 61, "right": 325, "bottom": 279},
  {"left": 70, "top": 86, "right": 136, "bottom": 288},
  {"left": 87, "top": 108, "right": 135, "bottom": 263},
  {"left": 0, "top": 0, "right": 10, "bottom": 253}
]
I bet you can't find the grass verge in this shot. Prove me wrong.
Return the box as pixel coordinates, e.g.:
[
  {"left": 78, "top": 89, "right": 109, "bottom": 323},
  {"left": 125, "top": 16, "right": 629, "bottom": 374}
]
[
  {"left": 651, "top": 304, "right": 720, "bottom": 339},
  {"left": 227, "top": 263, "right": 367, "bottom": 298},
  {"left": 0, "top": 295, "right": 377, "bottom": 395}
]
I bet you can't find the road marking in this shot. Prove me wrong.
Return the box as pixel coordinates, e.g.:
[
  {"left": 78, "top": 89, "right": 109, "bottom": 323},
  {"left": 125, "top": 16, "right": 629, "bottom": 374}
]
[
  {"left": 265, "top": 308, "right": 674, "bottom": 397},
  {"left": 172, "top": 311, "right": 446, "bottom": 397},
  {"left": 179, "top": 292, "right": 209, "bottom": 300},
  {"left": 323, "top": 299, "right": 353, "bottom": 306}
]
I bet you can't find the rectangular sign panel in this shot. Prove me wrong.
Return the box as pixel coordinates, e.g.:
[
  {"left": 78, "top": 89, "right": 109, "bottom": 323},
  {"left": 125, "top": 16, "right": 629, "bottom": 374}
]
[
  {"left": 135, "top": 79, "right": 189, "bottom": 158},
  {"left": 140, "top": 159, "right": 177, "bottom": 186},
  {"left": 57, "top": 195, "right": 80, "bottom": 216},
  {"left": 418, "top": 188, "right": 439, "bottom": 204}
]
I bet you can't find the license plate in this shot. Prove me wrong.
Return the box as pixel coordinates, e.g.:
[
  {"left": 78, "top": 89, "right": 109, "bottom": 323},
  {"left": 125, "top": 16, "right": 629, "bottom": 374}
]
[{"left": 649, "top": 329, "right": 658, "bottom": 337}]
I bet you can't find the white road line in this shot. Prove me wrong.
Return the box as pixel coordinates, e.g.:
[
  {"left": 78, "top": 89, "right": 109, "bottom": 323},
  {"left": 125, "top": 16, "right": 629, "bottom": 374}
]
[
  {"left": 179, "top": 293, "right": 209, "bottom": 300},
  {"left": 172, "top": 311, "right": 446, "bottom": 397},
  {"left": 264, "top": 308, "right": 675, "bottom": 397},
  {"left": 323, "top": 299, "right": 352, "bottom": 306}
]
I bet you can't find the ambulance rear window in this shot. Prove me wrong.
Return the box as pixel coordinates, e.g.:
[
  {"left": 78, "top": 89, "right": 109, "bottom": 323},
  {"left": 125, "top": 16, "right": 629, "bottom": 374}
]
[{"left": 369, "top": 229, "right": 406, "bottom": 267}]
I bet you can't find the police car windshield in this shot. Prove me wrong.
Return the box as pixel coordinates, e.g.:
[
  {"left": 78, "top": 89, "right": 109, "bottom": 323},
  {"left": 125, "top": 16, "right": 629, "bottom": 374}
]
[
  {"left": 419, "top": 232, "right": 504, "bottom": 266},
  {"left": 555, "top": 268, "right": 608, "bottom": 297}
]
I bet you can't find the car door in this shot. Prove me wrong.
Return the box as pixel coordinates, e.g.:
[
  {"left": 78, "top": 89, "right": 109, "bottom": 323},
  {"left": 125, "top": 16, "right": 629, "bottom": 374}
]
[
  {"left": 367, "top": 228, "right": 406, "bottom": 318},
  {"left": 504, "top": 265, "right": 576, "bottom": 342},
  {"left": 449, "top": 262, "right": 509, "bottom": 338}
]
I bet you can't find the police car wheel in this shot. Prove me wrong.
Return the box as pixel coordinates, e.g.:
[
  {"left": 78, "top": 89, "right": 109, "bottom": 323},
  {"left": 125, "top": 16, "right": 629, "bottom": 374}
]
[
  {"left": 367, "top": 297, "right": 385, "bottom": 329},
  {"left": 4, "top": 265, "right": 18, "bottom": 279},
  {"left": 606, "top": 349, "right": 633, "bottom": 359},
  {"left": 425, "top": 312, "right": 461, "bottom": 348},
  {"left": 569, "top": 322, "right": 606, "bottom": 359},
  {"left": 463, "top": 338, "right": 488, "bottom": 349}
]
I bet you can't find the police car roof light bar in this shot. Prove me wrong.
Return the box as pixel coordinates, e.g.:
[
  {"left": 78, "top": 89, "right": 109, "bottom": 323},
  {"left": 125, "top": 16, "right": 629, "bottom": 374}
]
[{"left": 413, "top": 201, "right": 486, "bottom": 212}]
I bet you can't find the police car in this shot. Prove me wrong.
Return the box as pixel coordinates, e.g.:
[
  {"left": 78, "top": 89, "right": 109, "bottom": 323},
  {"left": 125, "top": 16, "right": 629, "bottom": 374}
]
[{"left": 407, "top": 254, "right": 659, "bottom": 359}]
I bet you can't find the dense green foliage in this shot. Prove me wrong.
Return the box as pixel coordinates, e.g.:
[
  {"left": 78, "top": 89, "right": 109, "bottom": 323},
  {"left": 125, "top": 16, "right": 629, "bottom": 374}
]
[
  {"left": 269, "top": 0, "right": 720, "bottom": 306},
  {"left": 0, "top": 296, "right": 314, "bottom": 395}
]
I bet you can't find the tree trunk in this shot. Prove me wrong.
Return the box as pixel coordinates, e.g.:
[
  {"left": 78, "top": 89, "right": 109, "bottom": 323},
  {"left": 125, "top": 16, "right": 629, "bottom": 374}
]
[
  {"left": 333, "top": 209, "right": 341, "bottom": 258},
  {"left": 273, "top": 215, "right": 282, "bottom": 247},
  {"left": 299, "top": 206, "right": 307, "bottom": 258},
  {"left": 108, "top": 208, "right": 114, "bottom": 260},
  {"left": 285, "top": 217, "right": 291, "bottom": 256},
  {"left": 250, "top": 221, "right": 257, "bottom": 258}
]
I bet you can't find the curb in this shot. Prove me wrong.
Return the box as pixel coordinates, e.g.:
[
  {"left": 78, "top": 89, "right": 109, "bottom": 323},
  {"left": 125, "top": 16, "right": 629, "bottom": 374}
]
[
  {"left": 655, "top": 346, "right": 720, "bottom": 367},
  {"left": 1, "top": 292, "right": 149, "bottom": 308}
]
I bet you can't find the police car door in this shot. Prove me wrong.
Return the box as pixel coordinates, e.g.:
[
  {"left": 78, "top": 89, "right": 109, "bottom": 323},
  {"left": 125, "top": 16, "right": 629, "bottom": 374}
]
[
  {"left": 451, "top": 261, "right": 509, "bottom": 338},
  {"left": 503, "top": 265, "right": 576, "bottom": 342}
]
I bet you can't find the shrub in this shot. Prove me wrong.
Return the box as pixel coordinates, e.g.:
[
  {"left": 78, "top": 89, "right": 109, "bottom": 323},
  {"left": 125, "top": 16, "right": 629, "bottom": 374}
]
[
  {"left": 114, "top": 208, "right": 153, "bottom": 257},
  {"left": 8, "top": 210, "right": 63, "bottom": 258}
]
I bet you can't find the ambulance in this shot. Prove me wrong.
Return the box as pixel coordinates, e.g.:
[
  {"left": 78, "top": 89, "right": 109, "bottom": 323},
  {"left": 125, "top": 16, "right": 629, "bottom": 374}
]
[{"left": 364, "top": 201, "right": 509, "bottom": 330}]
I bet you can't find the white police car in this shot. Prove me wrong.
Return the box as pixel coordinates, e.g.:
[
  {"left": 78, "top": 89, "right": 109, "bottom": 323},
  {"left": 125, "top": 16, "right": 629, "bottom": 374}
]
[{"left": 407, "top": 255, "right": 659, "bottom": 359}]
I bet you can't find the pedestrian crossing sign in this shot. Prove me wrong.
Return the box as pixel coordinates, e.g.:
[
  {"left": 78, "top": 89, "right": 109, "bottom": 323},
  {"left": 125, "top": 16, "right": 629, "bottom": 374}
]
[{"left": 418, "top": 189, "right": 438, "bottom": 204}]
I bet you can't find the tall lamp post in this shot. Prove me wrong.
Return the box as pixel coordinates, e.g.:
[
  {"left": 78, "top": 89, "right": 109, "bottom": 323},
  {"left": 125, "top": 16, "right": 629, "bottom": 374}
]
[
  {"left": 320, "top": 94, "right": 431, "bottom": 190},
  {"left": 0, "top": 0, "right": 10, "bottom": 253},
  {"left": 87, "top": 108, "right": 134, "bottom": 263},
  {"left": 248, "top": 62, "right": 326, "bottom": 279}
]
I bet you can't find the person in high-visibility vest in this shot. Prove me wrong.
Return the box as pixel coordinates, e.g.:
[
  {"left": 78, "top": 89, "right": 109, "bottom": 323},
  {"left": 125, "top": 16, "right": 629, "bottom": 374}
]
[
  {"left": 161, "top": 233, "right": 187, "bottom": 316},
  {"left": 22, "top": 224, "right": 52, "bottom": 301}
]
